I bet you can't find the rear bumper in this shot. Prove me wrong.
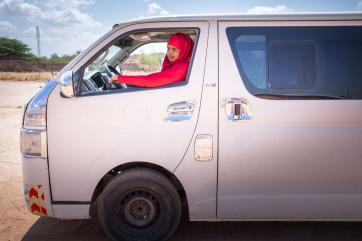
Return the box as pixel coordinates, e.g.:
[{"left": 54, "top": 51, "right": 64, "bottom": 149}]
[{"left": 22, "top": 155, "right": 54, "bottom": 217}]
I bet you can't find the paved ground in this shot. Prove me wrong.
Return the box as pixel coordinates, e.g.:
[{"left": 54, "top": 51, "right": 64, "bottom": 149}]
[{"left": 1, "top": 80, "right": 362, "bottom": 241}]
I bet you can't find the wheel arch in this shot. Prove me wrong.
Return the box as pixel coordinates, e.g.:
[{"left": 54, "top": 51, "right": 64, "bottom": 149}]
[{"left": 90, "top": 161, "right": 189, "bottom": 220}]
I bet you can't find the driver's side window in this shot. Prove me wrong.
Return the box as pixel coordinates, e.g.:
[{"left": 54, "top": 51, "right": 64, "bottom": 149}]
[
  {"left": 78, "top": 29, "right": 197, "bottom": 96},
  {"left": 80, "top": 45, "right": 123, "bottom": 94}
]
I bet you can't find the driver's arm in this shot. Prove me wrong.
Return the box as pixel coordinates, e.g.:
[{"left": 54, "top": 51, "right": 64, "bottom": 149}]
[{"left": 109, "top": 63, "right": 188, "bottom": 87}]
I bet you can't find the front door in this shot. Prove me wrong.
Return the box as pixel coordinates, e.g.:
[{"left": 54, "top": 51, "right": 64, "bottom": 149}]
[{"left": 47, "top": 22, "right": 209, "bottom": 202}]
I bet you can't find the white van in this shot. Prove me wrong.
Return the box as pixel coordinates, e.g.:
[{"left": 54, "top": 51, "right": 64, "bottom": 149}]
[{"left": 21, "top": 13, "right": 362, "bottom": 241}]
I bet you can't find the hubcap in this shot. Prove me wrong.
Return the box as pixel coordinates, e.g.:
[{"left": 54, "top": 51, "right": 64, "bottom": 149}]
[{"left": 120, "top": 191, "right": 159, "bottom": 227}]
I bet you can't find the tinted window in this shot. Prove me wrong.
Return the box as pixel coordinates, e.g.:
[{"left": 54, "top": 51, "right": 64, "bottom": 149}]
[
  {"left": 269, "top": 40, "right": 318, "bottom": 89},
  {"left": 227, "top": 26, "right": 362, "bottom": 99},
  {"left": 235, "top": 35, "right": 266, "bottom": 89}
]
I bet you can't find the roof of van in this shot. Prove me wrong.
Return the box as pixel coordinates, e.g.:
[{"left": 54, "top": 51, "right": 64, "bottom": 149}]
[{"left": 113, "top": 12, "right": 362, "bottom": 29}]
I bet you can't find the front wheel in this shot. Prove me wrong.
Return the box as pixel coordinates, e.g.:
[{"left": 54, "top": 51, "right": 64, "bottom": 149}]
[{"left": 98, "top": 168, "right": 181, "bottom": 241}]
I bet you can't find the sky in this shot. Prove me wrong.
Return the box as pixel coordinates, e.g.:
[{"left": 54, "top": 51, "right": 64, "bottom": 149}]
[{"left": 0, "top": 0, "right": 362, "bottom": 57}]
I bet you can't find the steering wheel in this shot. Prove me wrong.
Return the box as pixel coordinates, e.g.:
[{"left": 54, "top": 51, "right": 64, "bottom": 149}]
[{"left": 103, "top": 65, "right": 127, "bottom": 90}]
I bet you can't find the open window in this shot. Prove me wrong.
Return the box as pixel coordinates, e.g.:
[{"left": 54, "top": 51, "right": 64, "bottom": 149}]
[{"left": 77, "top": 29, "right": 198, "bottom": 96}]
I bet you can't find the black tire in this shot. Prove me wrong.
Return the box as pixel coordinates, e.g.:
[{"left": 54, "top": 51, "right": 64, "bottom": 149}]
[{"left": 98, "top": 168, "right": 181, "bottom": 241}]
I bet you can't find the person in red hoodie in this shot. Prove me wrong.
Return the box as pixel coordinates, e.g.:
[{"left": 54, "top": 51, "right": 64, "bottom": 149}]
[{"left": 108, "top": 32, "right": 194, "bottom": 87}]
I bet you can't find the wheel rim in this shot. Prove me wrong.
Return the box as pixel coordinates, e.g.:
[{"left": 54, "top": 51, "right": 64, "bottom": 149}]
[
  {"left": 115, "top": 190, "right": 161, "bottom": 229},
  {"left": 124, "top": 196, "right": 156, "bottom": 227}
]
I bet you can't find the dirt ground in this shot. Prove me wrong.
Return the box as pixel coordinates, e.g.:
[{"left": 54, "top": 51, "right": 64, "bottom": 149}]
[
  {"left": 0, "top": 72, "right": 54, "bottom": 81},
  {"left": 1, "top": 80, "right": 362, "bottom": 241}
]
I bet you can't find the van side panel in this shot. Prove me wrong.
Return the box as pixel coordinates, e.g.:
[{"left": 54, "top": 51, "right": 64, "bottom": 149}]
[{"left": 218, "top": 20, "right": 362, "bottom": 220}]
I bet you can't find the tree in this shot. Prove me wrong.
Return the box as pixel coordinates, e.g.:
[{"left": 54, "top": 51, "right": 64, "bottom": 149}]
[
  {"left": 139, "top": 52, "right": 164, "bottom": 71},
  {"left": 0, "top": 37, "right": 81, "bottom": 63},
  {"left": 50, "top": 53, "right": 59, "bottom": 59},
  {"left": 0, "top": 37, "right": 35, "bottom": 59}
]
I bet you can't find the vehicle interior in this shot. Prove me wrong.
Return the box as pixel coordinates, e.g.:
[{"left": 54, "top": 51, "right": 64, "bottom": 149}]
[{"left": 77, "top": 29, "right": 198, "bottom": 96}]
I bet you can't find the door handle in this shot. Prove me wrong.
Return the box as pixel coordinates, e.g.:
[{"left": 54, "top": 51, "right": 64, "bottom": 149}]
[
  {"left": 165, "top": 101, "right": 195, "bottom": 122},
  {"left": 224, "top": 98, "right": 251, "bottom": 121}
]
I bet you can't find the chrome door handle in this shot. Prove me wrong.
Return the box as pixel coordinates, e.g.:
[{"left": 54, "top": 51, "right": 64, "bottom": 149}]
[
  {"left": 165, "top": 101, "right": 195, "bottom": 121},
  {"left": 224, "top": 98, "right": 252, "bottom": 121}
]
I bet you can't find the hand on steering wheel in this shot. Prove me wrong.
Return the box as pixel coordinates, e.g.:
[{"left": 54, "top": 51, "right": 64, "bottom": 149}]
[
  {"left": 104, "top": 65, "right": 127, "bottom": 89},
  {"left": 108, "top": 76, "right": 119, "bottom": 87}
]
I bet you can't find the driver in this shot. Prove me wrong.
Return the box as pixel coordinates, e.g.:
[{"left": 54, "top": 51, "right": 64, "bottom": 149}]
[{"left": 108, "top": 32, "right": 194, "bottom": 87}]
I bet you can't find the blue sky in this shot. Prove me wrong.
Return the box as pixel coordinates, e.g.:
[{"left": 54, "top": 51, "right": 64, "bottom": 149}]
[{"left": 0, "top": 0, "right": 361, "bottom": 56}]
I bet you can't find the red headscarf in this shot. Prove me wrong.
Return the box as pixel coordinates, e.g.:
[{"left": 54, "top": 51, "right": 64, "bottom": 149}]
[{"left": 162, "top": 32, "right": 194, "bottom": 71}]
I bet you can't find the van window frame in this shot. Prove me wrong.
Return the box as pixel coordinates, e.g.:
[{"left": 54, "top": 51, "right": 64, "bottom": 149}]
[
  {"left": 227, "top": 26, "right": 362, "bottom": 100},
  {"left": 75, "top": 27, "right": 200, "bottom": 97}
]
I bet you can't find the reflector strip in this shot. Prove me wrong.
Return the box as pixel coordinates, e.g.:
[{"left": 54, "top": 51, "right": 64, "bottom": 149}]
[{"left": 24, "top": 184, "right": 47, "bottom": 216}]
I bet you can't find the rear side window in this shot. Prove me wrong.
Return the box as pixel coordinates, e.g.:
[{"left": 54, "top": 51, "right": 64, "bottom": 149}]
[{"left": 227, "top": 26, "right": 362, "bottom": 99}]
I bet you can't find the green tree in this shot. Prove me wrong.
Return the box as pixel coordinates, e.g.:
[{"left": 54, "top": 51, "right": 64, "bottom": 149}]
[
  {"left": 0, "top": 37, "right": 35, "bottom": 59},
  {"left": 139, "top": 52, "right": 164, "bottom": 71},
  {"left": 0, "top": 37, "right": 81, "bottom": 63}
]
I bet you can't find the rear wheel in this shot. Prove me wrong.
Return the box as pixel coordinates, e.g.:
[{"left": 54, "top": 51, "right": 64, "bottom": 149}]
[{"left": 98, "top": 168, "right": 181, "bottom": 241}]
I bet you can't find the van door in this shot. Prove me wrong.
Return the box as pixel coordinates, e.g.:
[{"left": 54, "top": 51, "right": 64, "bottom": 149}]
[
  {"left": 47, "top": 22, "right": 209, "bottom": 203},
  {"left": 218, "top": 21, "right": 362, "bottom": 220}
]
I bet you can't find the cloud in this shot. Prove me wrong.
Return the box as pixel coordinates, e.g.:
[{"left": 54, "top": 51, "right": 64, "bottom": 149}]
[
  {"left": 0, "top": 0, "right": 42, "bottom": 17},
  {"left": 22, "top": 27, "right": 35, "bottom": 34},
  {"left": 246, "top": 5, "right": 294, "bottom": 14},
  {"left": 39, "top": 0, "right": 96, "bottom": 9},
  {"left": 147, "top": 2, "right": 170, "bottom": 16},
  {"left": 0, "top": 0, "right": 101, "bottom": 28},
  {"left": 147, "top": 3, "right": 161, "bottom": 13},
  {"left": 0, "top": 21, "right": 18, "bottom": 33},
  {"left": 0, "top": 0, "right": 104, "bottom": 56},
  {"left": 160, "top": 10, "right": 169, "bottom": 16}
]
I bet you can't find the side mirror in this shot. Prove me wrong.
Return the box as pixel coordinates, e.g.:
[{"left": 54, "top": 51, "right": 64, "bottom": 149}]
[{"left": 59, "top": 70, "right": 74, "bottom": 98}]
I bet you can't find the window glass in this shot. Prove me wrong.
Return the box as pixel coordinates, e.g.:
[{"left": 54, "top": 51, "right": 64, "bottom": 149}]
[
  {"left": 84, "top": 45, "right": 122, "bottom": 80},
  {"left": 269, "top": 40, "right": 318, "bottom": 89},
  {"left": 121, "top": 42, "right": 166, "bottom": 75},
  {"left": 235, "top": 35, "right": 266, "bottom": 89},
  {"left": 227, "top": 26, "right": 362, "bottom": 99}
]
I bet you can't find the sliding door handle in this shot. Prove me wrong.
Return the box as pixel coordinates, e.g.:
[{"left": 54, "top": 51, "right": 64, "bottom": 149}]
[{"left": 224, "top": 98, "right": 252, "bottom": 121}]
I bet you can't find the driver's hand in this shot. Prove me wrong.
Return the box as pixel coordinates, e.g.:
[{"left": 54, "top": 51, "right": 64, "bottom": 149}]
[{"left": 108, "top": 76, "right": 118, "bottom": 86}]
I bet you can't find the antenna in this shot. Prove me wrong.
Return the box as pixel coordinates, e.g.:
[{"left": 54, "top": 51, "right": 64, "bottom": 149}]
[{"left": 36, "top": 26, "right": 41, "bottom": 57}]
